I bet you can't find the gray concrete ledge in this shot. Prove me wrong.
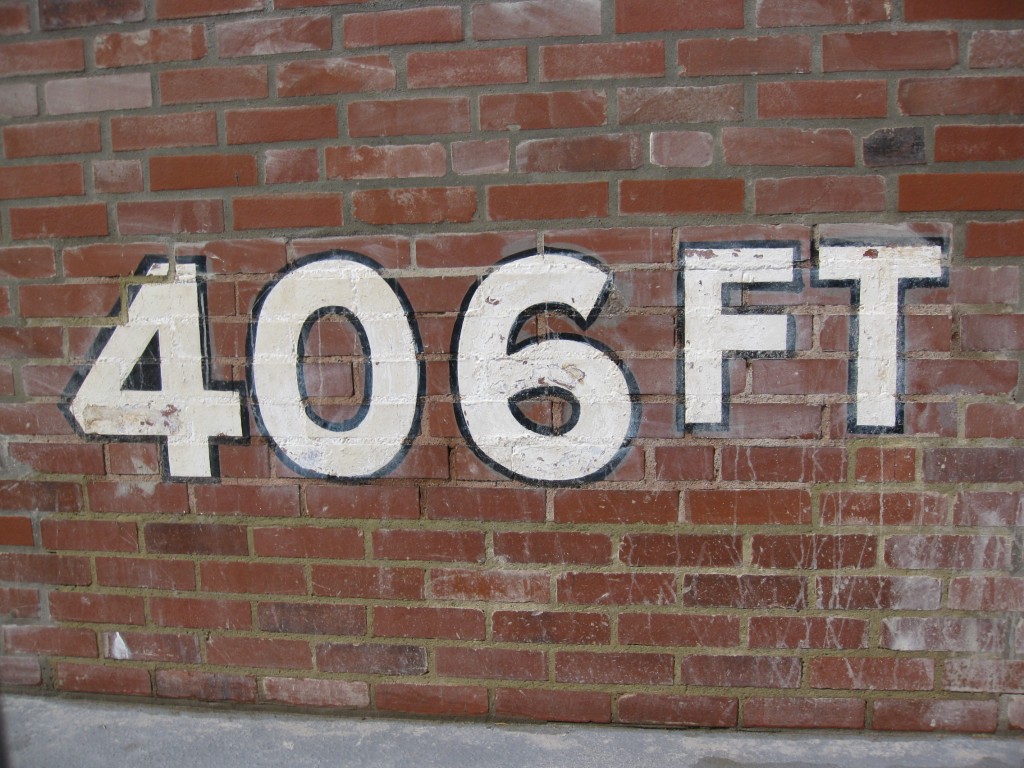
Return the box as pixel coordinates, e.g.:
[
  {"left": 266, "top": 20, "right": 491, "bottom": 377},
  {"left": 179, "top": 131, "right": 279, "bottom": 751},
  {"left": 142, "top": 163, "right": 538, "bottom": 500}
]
[{"left": 3, "top": 694, "right": 1022, "bottom": 768}]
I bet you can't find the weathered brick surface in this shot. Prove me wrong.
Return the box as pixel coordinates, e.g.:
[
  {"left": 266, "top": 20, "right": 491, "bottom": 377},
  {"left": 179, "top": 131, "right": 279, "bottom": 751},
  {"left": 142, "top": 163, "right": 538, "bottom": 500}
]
[{"left": 0, "top": 1, "right": 1021, "bottom": 736}]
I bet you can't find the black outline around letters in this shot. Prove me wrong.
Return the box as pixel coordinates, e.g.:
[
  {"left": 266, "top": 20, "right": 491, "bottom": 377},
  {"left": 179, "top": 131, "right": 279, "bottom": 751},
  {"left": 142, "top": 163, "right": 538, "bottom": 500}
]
[
  {"left": 450, "top": 248, "right": 641, "bottom": 487},
  {"left": 60, "top": 256, "right": 248, "bottom": 481},
  {"left": 247, "top": 250, "right": 425, "bottom": 482}
]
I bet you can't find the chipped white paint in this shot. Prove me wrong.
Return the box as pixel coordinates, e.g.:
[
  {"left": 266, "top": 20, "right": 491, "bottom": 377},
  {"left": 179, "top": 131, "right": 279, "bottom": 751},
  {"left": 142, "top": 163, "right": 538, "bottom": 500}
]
[
  {"left": 682, "top": 246, "right": 794, "bottom": 425},
  {"left": 251, "top": 255, "right": 419, "bottom": 479},
  {"left": 818, "top": 242, "right": 943, "bottom": 428},
  {"left": 455, "top": 252, "right": 633, "bottom": 483},
  {"left": 69, "top": 262, "right": 243, "bottom": 478}
]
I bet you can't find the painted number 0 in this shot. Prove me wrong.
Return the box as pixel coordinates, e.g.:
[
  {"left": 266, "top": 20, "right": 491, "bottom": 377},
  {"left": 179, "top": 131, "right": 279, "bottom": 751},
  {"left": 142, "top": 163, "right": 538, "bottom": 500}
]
[{"left": 67, "top": 251, "right": 633, "bottom": 484}]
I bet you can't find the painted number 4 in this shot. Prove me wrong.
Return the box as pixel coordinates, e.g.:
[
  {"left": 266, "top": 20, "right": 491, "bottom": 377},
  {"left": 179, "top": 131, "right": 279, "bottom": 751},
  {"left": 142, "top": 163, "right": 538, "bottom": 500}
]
[{"left": 66, "top": 259, "right": 244, "bottom": 478}]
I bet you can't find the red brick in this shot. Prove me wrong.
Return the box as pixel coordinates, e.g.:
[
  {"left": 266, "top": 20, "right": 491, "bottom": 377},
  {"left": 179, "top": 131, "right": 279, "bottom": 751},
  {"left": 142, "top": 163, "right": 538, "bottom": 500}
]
[
  {"left": 824, "top": 31, "right": 957, "bottom": 72},
  {"left": 745, "top": 698, "right": 865, "bottom": 729},
  {"left": 50, "top": 591, "right": 145, "bottom": 625},
  {"left": 251, "top": 526, "right": 361, "bottom": 560},
  {"left": 757, "top": 175, "right": 885, "bottom": 213},
  {"left": 553, "top": 490, "right": 675, "bottom": 525},
  {"left": 687, "top": 489, "right": 810, "bottom": 525},
  {"left": 4, "top": 625, "right": 96, "bottom": 657},
  {"left": 207, "top": 635, "right": 312, "bottom": 670},
  {"left": 885, "top": 534, "right": 1011, "bottom": 571},
  {"left": 349, "top": 97, "right": 469, "bottom": 138},
  {"left": 809, "top": 657, "right": 933, "bottom": 691},
  {"left": 87, "top": 482, "right": 187, "bottom": 514},
  {"left": 721, "top": 446, "right": 846, "bottom": 482},
  {"left": 516, "top": 134, "right": 641, "bottom": 173},
  {"left": 105, "top": 443, "right": 161, "bottom": 475},
  {"left": 226, "top": 104, "right": 337, "bottom": 145},
  {"left": 233, "top": 194, "right": 342, "bottom": 230},
  {"left": 117, "top": 199, "right": 223, "bottom": 235},
  {"left": 724, "top": 127, "right": 855, "bottom": 166},
  {"left": 905, "top": 0, "right": 1024, "bottom": 20},
  {"left": 820, "top": 491, "right": 947, "bottom": 526},
  {"left": 92, "top": 159, "right": 143, "bottom": 193},
  {"left": 480, "top": 90, "right": 606, "bottom": 131},
  {"left": 10, "top": 202, "right": 107, "bottom": 240},
  {"left": 218, "top": 16, "right": 331, "bottom": 58},
  {"left": 155, "top": 0, "right": 262, "bottom": 19},
  {"left": 160, "top": 65, "right": 268, "bottom": 105},
  {"left": 882, "top": 617, "right": 1006, "bottom": 653},
  {"left": 970, "top": 29, "right": 1024, "bottom": 69},
  {"left": 373, "top": 606, "right": 484, "bottom": 640},
  {"left": 966, "top": 218, "right": 1024, "bottom": 258},
  {"left": 759, "top": 80, "right": 887, "bottom": 118},
  {"left": 946, "top": 659, "right": 1024, "bottom": 694},
  {"left": 680, "top": 36, "right": 811, "bottom": 76},
  {"left": 96, "top": 24, "right": 205, "bottom": 67},
  {"left": 541, "top": 40, "right": 663, "bottom": 82},
  {"left": 649, "top": 446, "right": 713, "bottom": 480},
  {"left": 316, "top": 642, "right": 426, "bottom": 675},
  {"left": 373, "top": 530, "right": 485, "bottom": 563},
  {"left": 817, "top": 576, "right": 941, "bottom": 610},
  {"left": 949, "top": 576, "right": 1024, "bottom": 610},
  {"left": 0, "top": 657, "right": 42, "bottom": 686},
  {"left": 201, "top": 561, "right": 306, "bottom": 595},
  {"left": 619, "top": 85, "right": 744, "bottom": 124},
  {"left": 0, "top": 82, "right": 36, "bottom": 117},
  {"left": 901, "top": 173, "right": 1024, "bottom": 212},
  {"left": 424, "top": 487, "right": 545, "bottom": 523},
  {"left": 111, "top": 112, "right": 217, "bottom": 152},
  {"left": 0, "top": 512, "right": 31, "bottom": 546},
  {"left": 620, "top": 534, "right": 741, "bottom": 567},
  {"left": 262, "top": 677, "right": 369, "bottom": 709},
  {"left": 150, "top": 596, "right": 251, "bottom": 630},
  {"left": 749, "top": 617, "right": 868, "bottom": 650},
  {"left": 855, "top": 447, "right": 915, "bottom": 482},
  {"left": 0, "top": 2, "right": 29, "bottom": 35},
  {"left": 936, "top": 125, "right": 1024, "bottom": 163},
  {"left": 264, "top": 148, "right": 318, "bottom": 184},
  {"left": 276, "top": 54, "right": 395, "bottom": 97},
  {"left": 55, "top": 663, "right": 150, "bottom": 696},
  {"left": 41, "top": 519, "right": 137, "bottom": 553},
  {"left": 437, "top": 647, "right": 546, "bottom": 681},
  {"left": 452, "top": 139, "right": 510, "bottom": 175},
  {"left": 557, "top": 572, "right": 676, "bottom": 606},
  {"left": 489, "top": 181, "right": 607, "bottom": 221},
  {"left": 758, "top": 0, "right": 890, "bottom": 25},
  {"left": 681, "top": 655, "right": 801, "bottom": 688},
  {"left": 556, "top": 651, "right": 673, "bottom": 686},
  {"left": 966, "top": 403, "right": 1024, "bottom": 438},
  {"left": 96, "top": 557, "right": 195, "bottom": 591},
  {"left": 619, "top": 613, "right": 740, "bottom": 648},
  {"left": 306, "top": 486, "right": 419, "bottom": 519},
  {"left": 0, "top": 246, "right": 55, "bottom": 278},
  {"left": 953, "top": 491, "right": 1024, "bottom": 527},
  {"left": 353, "top": 187, "right": 476, "bottom": 225},
  {"left": 751, "top": 358, "right": 848, "bottom": 393},
  {"left": 344, "top": 7, "right": 461, "bottom": 47},
  {"left": 0, "top": 38, "right": 84, "bottom": 76},
  {"left": 650, "top": 131, "right": 714, "bottom": 167},
  {"left": 257, "top": 602, "right": 364, "bottom": 636},
  {"left": 624, "top": 0, "right": 744, "bottom": 30},
  {"left": 493, "top": 610, "right": 609, "bottom": 644},
  {"left": 3, "top": 120, "right": 100, "bottom": 159},
  {"left": 155, "top": 669, "right": 256, "bottom": 703},
  {"left": 683, "top": 574, "right": 807, "bottom": 610},
  {"left": 409, "top": 47, "right": 526, "bottom": 89},
  {"left": 473, "top": 0, "right": 601, "bottom": 40},
  {"left": 752, "top": 534, "right": 876, "bottom": 570},
  {"left": 0, "top": 552, "right": 89, "bottom": 581},
  {"left": 39, "top": 0, "right": 142, "bottom": 28},
  {"left": 495, "top": 688, "right": 610, "bottom": 723},
  {"left": 899, "top": 76, "right": 1024, "bottom": 115},
  {"left": 621, "top": 179, "right": 744, "bottom": 215},
  {"left": 45, "top": 72, "right": 151, "bottom": 115},
  {"left": 0, "top": 404, "right": 75, "bottom": 435},
  {"left": 150, "top": 153, "right": 256, "bottom": 191},
  {"left": 326, "top": 144, "right": 445, "bottom": 180},
  {"left": 907, "top": 359, "right": 1018, "bottom": 394},
  {"left": 872, "top": 699, "right": 998, "bottom": 733},
  {"left": 430, "top": 568, "right": 548, "bottom": 603},
  {"left": 0, "top": 587, "right": 41, "bottom": 619},
  {"left": 20, "top": 283, "right": 118, "bottom": 318},
  {"left": 377, "top": 683, "right": 488, "bottom": 717}
]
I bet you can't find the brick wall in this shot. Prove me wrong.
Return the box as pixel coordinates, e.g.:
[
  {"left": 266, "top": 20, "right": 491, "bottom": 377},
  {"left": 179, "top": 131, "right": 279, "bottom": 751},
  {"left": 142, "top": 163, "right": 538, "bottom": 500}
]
[{"left": 1, "top": 0, "right": 1023, "bottom": 733}]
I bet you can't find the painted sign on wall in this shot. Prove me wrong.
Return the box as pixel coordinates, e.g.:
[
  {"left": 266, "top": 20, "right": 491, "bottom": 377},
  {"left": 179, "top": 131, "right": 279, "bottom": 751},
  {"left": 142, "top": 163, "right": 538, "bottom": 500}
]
[{"left": 64, "top": 236, "right": 947, "bottom": 486}]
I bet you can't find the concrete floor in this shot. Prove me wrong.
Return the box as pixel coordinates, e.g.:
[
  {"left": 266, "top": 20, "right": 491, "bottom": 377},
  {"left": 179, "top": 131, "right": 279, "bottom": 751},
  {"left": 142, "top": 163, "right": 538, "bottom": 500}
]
[{"left": 3, "top": 694, "right": 1022, "bottom": 768}]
